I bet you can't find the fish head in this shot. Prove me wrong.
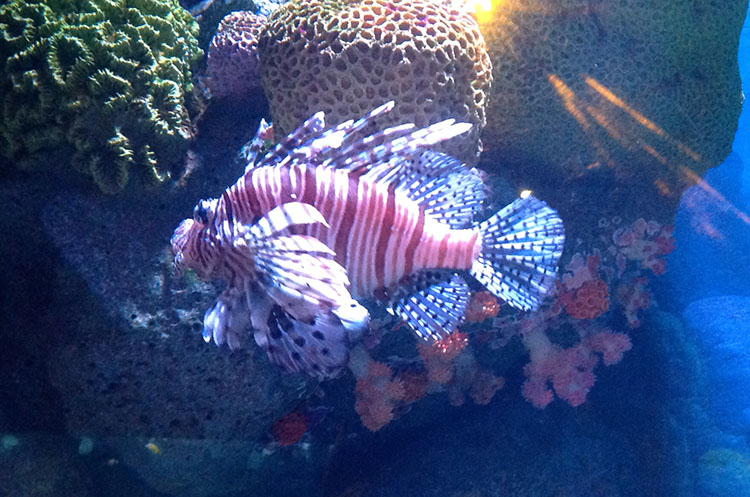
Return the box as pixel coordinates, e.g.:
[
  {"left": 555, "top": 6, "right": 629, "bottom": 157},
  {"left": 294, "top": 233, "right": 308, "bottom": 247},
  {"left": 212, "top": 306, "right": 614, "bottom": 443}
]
[{"left": 170, "top": 198, "right": 220, "bottom": 278}]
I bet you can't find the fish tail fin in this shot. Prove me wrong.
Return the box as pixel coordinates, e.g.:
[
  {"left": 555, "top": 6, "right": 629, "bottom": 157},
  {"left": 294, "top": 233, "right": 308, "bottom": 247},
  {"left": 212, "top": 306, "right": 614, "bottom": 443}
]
[{"left": 470, "top": 196, "right": 565, "bottom": 311}]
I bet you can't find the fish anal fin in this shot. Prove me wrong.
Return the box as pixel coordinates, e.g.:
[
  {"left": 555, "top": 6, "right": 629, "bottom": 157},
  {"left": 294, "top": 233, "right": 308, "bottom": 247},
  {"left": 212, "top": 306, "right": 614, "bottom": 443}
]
[{"left": 394, "top": 272, "right": 470, "bottom": 341}]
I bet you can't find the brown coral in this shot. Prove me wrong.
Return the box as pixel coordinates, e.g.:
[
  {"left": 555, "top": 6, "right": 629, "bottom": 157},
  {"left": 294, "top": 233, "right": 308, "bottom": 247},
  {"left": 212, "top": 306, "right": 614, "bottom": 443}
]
[
  {"left": 480, "top": 0, "right": 745, "bottom": 193},
  {"left": 207, "top": 11, "right": 267, "bottom": 99},
  {"left": 257, "top": 0, "right": 492, "bottom": 164}
]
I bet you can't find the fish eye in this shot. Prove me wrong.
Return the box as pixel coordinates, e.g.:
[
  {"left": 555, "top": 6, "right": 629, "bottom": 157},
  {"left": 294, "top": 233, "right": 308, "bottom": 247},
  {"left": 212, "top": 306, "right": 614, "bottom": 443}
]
[{"left": 193, "top": 201, "right": 209, "bottom": 224}]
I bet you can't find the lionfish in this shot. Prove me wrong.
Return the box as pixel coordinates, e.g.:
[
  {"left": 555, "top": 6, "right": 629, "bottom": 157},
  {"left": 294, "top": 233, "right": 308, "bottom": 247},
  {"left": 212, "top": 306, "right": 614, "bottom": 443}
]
[{"left": 171, "top": 102, "right": 565, "bottom": 378}]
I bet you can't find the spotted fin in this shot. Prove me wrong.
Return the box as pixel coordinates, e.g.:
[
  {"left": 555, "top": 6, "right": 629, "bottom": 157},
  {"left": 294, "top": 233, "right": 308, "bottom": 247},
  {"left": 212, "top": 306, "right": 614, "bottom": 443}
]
[
  {"left": 253, "top": 303, "right": 358, "bottom": 378},
  {"left": 393, "top": 273, "right": 470, "bottom": 341},
  {"left": 470, "top": 196, "right": 565, "bottom": 311}
]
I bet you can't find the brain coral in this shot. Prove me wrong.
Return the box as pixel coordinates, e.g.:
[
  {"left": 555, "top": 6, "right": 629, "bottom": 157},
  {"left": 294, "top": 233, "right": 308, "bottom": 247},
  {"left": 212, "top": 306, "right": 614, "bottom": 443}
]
[
  {"left": 0, "top": 0, "right": 202, "bottom": 194},
  {"left": 257, "top": 0, "right": 492, "bottom": 164},
  {"left": 480, "top": 0, "right": 746, "bottom": 194},
  {"left": 207, "top": 11, "right": 267, "bottom": 99}
]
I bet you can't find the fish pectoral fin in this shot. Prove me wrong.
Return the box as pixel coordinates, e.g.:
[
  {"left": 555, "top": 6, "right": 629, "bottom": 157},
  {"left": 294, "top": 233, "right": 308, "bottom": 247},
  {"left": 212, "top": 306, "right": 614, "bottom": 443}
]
[
  {"left": 236, "top": 202, "right": 329, "bottom": 241},
  {"left": 256, "top": 304, "right": 356, "bottom": 378},
  {"left": 394, "top": 273, "right": 470, "bottom": 341},
  {"left": 247, "top": 233, "right": 353, "bottom": 317}
]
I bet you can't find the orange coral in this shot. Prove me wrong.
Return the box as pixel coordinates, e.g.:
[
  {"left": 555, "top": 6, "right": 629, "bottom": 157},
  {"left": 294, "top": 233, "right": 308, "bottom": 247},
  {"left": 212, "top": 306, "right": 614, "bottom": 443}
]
[
  {"left": 465, "top": 291, "right": 500, "bottom": 323},
  {"left": 433, "top": 332, "right": 469, "bottom": 359},
  {"left": 469, "top": 370, "right": 505, "bottom": 405},
  {"left": 354, "top": 361, "right": 405, "bottom": 431},
  {"left": 562, "top": 278, "right": 610, "bottom": 319},
  {"left": 399, "top": 370, "right": 429, "bottom": 404},
  {"left": 271, "top": 411, "right": 307, "bottom": 446},
  {"left": 417, "top": 332, "right": 469, "bottom": 384}
]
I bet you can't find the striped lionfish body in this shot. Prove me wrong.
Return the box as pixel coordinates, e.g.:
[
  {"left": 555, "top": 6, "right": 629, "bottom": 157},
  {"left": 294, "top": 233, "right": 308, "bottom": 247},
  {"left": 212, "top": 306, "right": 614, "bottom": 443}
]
[{"left": 171, "top": 102, "right": 565, "bottom": 378}]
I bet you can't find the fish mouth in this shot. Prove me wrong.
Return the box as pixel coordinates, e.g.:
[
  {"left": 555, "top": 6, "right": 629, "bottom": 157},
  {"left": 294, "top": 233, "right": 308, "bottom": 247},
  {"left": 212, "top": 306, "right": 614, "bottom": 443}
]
[
  {"left": 170, "top": 219, "right": 195, "bottom": 254},
  {"left": 170, "top": 218, "right": 195, "bottom": 277}
]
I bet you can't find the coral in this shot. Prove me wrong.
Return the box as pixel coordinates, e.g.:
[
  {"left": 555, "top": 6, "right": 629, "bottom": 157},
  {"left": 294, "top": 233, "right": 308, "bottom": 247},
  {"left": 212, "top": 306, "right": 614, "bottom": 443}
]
[
  {"left": 612, "top": 218, "right": 675, "bottom": 276},
  {"left": 465, "top": 291, "right": 500, "bottom": 323},
  {"left": 469, "top": 369, "right": 504, "bottom": 405},
  {"left": 0, "top": 0, "right": 202, "bottom": 193},
  {"left": 481, "top": 0, "right": 745, "bottom": 191},
  {"left": 583, "top": 330, "right": 632, "bottom": 366},
  {"left": 521, "top": 327, "right": 631, "bottom": 408},
  {"left": 207, "top": 11, "right": 266, "bottom": 99},
  {"left": 399, "top": 370, "right": 429, "bottom": 404},
  {"left": 271, "top": 410, "right": 307, "bottom": 446},
  {"left": 561, "top": 252, "right": 601, "bottom": 290},
  {"left": 433, "top": 332, "right": 469, "bottom": 359},
  {"left": 446, "top": 360, "right": 504, "bottom": 407},
  {"left": 616, "top": 276, "right": 651, "bottom": 328},
  {"left": 354, "top": 361, "right": 405, "bottom": 431},
  {"left": 257, "top": 0, "right": 492, "bottom": 164},
  {"left": 559, "top": 278, "right": 610, "bottom": 320},
  {"left": 418, "top": 332, "right": 469, "bottom": 384}
]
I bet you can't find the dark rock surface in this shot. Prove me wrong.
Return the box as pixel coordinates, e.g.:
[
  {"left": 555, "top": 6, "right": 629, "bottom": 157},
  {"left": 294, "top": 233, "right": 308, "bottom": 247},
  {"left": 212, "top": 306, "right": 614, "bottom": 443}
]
[{"left": 0, "top": 98, "right": 311, "bottom": 443}]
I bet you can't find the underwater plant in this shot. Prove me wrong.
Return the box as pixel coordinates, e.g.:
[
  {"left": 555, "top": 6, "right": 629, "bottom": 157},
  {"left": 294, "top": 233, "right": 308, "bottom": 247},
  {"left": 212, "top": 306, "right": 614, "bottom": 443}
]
[{"left": 0, "top": 0, "right": 202, "bottom": 193}]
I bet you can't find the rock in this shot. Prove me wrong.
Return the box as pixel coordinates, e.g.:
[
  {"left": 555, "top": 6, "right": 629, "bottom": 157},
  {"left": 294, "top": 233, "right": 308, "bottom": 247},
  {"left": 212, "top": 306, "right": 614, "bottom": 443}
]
[
  {"left": 481, "top": 0, "right": 746, "bottom": 207},
  {"left": 0, "top": 130, "right": 314, "bottom": 442},
  {"left": 103, "top": 436, "right": 327, "bottom": 497},
  {"left": 0, "top": 434, "right": 94, "bottom": 497}
]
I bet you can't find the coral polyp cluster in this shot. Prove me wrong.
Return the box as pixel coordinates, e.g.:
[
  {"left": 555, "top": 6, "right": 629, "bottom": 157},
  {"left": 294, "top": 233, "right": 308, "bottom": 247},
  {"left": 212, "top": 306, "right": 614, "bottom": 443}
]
[
  {"left": 257, "top": 0, "right": 492, "bottom": 164},
  {"left": 207, "top": 11, "right": 266, "bottom": 99},
  {"left": 0, "top": 0, "right": 202, "bottom": 193},
  {"left": 481, "top": 0, "right": 745, "bottom": 190}
]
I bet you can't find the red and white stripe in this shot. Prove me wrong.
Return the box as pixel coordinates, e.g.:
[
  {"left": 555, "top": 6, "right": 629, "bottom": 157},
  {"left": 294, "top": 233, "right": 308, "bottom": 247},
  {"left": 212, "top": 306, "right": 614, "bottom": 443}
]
[{"left": 215, "top": 164, "right": 480, "bottom": 298}]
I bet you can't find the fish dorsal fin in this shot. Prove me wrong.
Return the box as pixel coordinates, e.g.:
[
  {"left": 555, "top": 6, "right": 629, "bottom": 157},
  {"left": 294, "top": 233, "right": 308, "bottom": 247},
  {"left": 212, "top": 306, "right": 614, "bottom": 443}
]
[
  {"left": 321, "top": 118, "right": 472, "bottom": 173},
  {"left": 239, "top": 118, "right": 271, "bottom": 173},
  {"left": 241, "top": 111, "right": 326, "bottom": 174},
  {"left": 246, "top": 101, "right": 472, "bottom": 177},
  {"left": 363, "top": 150, "right": 484, "bottom": 228},
  {"left": 393, "top": 272, "right": 470, "bottom": 341},
  {"left": 243, "top": 101, "right": 395, "bottom": 175}
]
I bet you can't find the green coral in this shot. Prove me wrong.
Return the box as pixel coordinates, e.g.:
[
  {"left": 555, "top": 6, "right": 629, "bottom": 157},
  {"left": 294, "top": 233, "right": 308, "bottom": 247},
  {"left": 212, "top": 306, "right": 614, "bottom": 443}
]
[{"left": 0, "top": 0, "right": 202, "bottom": 193}]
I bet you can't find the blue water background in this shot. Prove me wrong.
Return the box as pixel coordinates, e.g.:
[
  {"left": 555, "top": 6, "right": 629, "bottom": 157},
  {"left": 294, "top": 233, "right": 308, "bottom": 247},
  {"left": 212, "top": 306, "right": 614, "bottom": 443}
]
[{"left": 661, "top": 16, "right": 750, "bottom": 307}]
